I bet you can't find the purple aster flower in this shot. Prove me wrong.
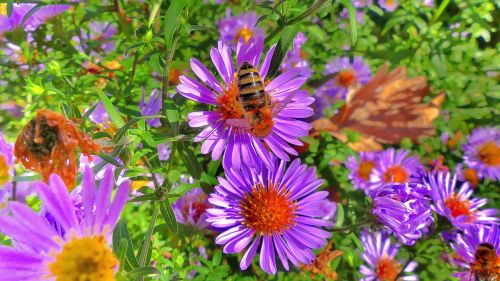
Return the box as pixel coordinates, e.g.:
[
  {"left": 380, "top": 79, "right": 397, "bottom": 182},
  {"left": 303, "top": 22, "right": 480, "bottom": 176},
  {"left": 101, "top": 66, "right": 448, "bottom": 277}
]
[
  {"left": 360, "top": 230, "right": 418, "bottom": 281},
  {"left": 425, "top": 172, "right": 498, "bottom": 230},
  {"left": 422, "top": 0, "right": 434, "bottom": 7},
  {"left": 320, "top": 56, "right": 371, "bottom": 100},
  {"left": 379, "top": 0, "right": 399, "bottom": 12},
  {"left": 217, "top": 9, "right": 264, "bottom": 46},
  {"left": 372, "top": 183, "right": 434, "bottom": 245},
  {"left": 0, "top": 167, "right": 130, "bottom": 280},
  {"left": 354, "top": 0, "right": 374, "bottom": 7},
  {"left": 72, "top": 21, "right": 117, "bottom": 55},
  {"left": 0, "top": 3, "right": 71, "bottom": 34},
  {"left": 157, "top": 142, "right": 172, "bottom": 161},
  {"left": 0, "top": 100, "right": 23, "bottom": 118},
  {"left": 172, "top": 187, "right": 209, "bottom": 229},
  {"left": 369, "top": 148, "right": 424, "bottom": 194},
  {"left": 140, "top": 88, "right": 162, "bottom": 127},
  {"left": 337, "top": 8, "right": 365, "bottom": 29},
  {"left": 346, "top": 151, "right": 378, "bottom": 191},
  {"left": 206, "top": 155, "right": 332, "bottom": 274},
  {"left": 281, "top": 32, "right": 313, "bottom": 78},
  {"left": 454, "top": 163, "right": 482, "bottom": 188},
  {"left": 462, "top": 127, "right": 500, "bottom": 182},
  {"left": 176, "top": 38, "right": 314, "bottom": 170},
  {"left": 450, "top": 224, "right": 499, "bottom": 281}
]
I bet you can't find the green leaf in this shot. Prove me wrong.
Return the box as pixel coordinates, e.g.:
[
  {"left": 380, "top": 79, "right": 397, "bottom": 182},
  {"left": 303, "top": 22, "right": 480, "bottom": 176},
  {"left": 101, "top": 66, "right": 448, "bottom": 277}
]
[
  {"left": 127, "top": 266, "right": 161, "bottom": 279},
  {"left": 130, "top": 194, "right": 156, "bottom": 202},
  {"left": 113, "top": 220, "right": 140, "bottom": 269},
  {"left": 177, "top": 142, "right": 203, "bottom": 179},
  {"left": 163, "top": 0, "right": 187, "bottom": 51},
  {"left": 267, "top": 24, "right": 299, "bottom": 78},
  {"left": 160, "top": 201, "right": 178, "bottom": 233},
  {"left": 98, "top": 152, "right": 123, "bottom": 167},
  {"left": 116, "top": 238, "right": 128, "bottom": 272},
  {"left": 212, "top": 250, "right": 222, "bottom": 266},
  {"left": 335, "top": 203, "right": 345, "bottom": 227},
  {"left": 7, "top": 1, "right": 13, "bottom": 17},
  {"left": 97, "top": 91, "right": 126, "bottom": 128},
  {"left": 339, "top": 0, "right": 358, "bottom": 45}
]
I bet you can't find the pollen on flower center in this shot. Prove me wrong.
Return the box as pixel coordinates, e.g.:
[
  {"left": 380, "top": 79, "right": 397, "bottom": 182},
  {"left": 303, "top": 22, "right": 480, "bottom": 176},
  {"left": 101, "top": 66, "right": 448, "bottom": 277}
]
[
  {"left": 375, "top": 257, "right": 401, "bottom": 281},
  {"left": 239, "top": 182, "right": 297, "bottom": 235},
  {"left": 0, "top": 155, "right": 9, "bottom": 185},
  {"left": 477, "top": 142, "right": 500, "bottom": 166},
  {"left": 335, "top": 69, "right": 357, "bottom": 88},
  {"left": 216, "top": 79, "right": 244, "bottom": 121},
  {"left": 444, "top": 193, "right": 473, "bottom": 219},
  {"left": 236, "top": 28, "right": 253, "bottom": 43},
  {"left": 49, "top": 235, "right": 117, "bottom": 281},
  {"left": 463, "top": 168, "right": 479, "bottom": 187},
  {"left": 358, "top": 160, "right": 375, "bottom": 180},
  {"left": 383, "top": 166, "right": 408, "bottom": 183},
  {"left": 0, "top": 4, "right": 7, "bottom": 16},
  {"left": 24, "top": 117, "right": 59, "bottom": 157}
]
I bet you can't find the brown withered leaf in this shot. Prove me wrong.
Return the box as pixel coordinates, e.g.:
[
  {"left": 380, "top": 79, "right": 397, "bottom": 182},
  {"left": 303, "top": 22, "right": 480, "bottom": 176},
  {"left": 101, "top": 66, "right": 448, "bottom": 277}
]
[
  {"left": 301, "top": 240, "right": 343, "bottom": 280},
  {"left": 312, "top": 63, "right": 445, "bottom": 151}
]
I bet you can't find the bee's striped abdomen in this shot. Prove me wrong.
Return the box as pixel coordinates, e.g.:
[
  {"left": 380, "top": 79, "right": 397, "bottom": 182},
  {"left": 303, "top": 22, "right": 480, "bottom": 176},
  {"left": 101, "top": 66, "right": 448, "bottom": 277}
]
[{"left": 238, "top": 62, "right": 267, "bottom": 111}]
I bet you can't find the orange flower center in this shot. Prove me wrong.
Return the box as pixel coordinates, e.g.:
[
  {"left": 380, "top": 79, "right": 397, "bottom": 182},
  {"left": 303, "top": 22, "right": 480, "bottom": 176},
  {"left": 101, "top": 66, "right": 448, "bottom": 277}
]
[
  {"left": 235, "top": 28, "right": 253, "bottom": 43},
  {"left": 335, "top": 69, "right": 357, "bottom": 88},
  {"left": 477, "top": 142, "right": 500, "bottom": 166},
  {"left": 0, "top": 155, "right": 9, "bottom": 186},
  {"left": 375, "top": 257, "right": 401, "bottom": 281},
  {"left": 240, "top": 182, "right": 297, "bottom": 235},
  {"left": 216, "top": 79, "right": 245, "bottom": 121},
  {"left": 463, "top": 168, "right": 479, "bottom": 187},
  {"left": 383, "top": 166, "right": 408, "bottom": 183},
  {"left": 444, "top": 193, "right": 473, "bottom": 219},
  {"left": 358, "top": 160, "right": 375, "bottom": 181}
]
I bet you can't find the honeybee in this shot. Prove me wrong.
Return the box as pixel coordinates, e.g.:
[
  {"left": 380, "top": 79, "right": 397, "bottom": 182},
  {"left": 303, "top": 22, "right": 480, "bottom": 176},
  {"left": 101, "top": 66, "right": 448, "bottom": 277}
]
[
  {"left": 470, "top": 243, "right": 500, "bottom": 281},
  {"left": 236, "top": 61, "right": 274, "bottom": 138}
]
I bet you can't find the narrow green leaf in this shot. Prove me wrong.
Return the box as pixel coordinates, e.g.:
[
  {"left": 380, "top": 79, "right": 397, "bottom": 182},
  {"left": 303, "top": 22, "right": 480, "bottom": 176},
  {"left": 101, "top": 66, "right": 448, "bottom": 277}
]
[
  {"left": 7, "top": 0, "right": 13, "bottom": 17},
  {"left": 116, "top": 238, "right": 128, "bottom": 272},
  {"left": 130, "top": 194, "right": 156, "bottom": 202},
  {"left": 178, "top": 142, "right": 203, "bottom": 179},
  {"left": 267, "top": 25, "right": 299, "bottom": 78},
  {"left": 98, "top": 152, "right": 123, "bottom": 167},
  {"left": 163, "top": 0, "right": 187, "bottom": 51},
  {"left": 335, "top": 203, "right": 345, "bottom": 227},
  {"left": 114, "top": 117, "right": 154, "bottom": 143},
  {"left": 113, "top": 220, "right": 140, "bottom": 269},
  {"left": 339, "top": 0, "right": 358, "bottom": 45},
  {"left": 160, "top": 201, "right": 178, "bottom": 233},
  {"left": 97, "top": 91, "right": 126, "bottom": 128},
  {"left": 212, "top": 250, "right": 222, "bottom": 266},
  {"left": 127, "top": 266, "right": 161, "bottom": 279}
]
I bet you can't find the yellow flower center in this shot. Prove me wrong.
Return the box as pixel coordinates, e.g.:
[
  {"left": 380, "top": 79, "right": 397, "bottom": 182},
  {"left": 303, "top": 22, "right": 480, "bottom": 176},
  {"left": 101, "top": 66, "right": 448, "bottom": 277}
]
[
  {"left": 236, "top": 28, "right": 253, "bottom": 44},
  {"left": 0, "top": 155, "right": 9, "bottom": 186},
  {"left": 49, "top": 235, "right": 117, "bottom": 281},
  {"left": 240, "top": 182, "right": 297, "bottom": 235},
  {"left": 375, "top": 256, "right": 401, "bottom": 281},
  {"left": 383, "top": 166, "right": 408, "bottom": 183},
  {"left": 463, "top": 168, "right": 479, "bottom": 187},
  {"left": 477, "top": 141, "right": 500, "bottom": 166},
  {"left": 130, "top": 180, "right": 150, "bottom": 191},
  {"left": 0, "top": 4, "right": 7, "bottom": 16},
  {"left": 358, "top": 160, "right": 375, "bottom": 181}
]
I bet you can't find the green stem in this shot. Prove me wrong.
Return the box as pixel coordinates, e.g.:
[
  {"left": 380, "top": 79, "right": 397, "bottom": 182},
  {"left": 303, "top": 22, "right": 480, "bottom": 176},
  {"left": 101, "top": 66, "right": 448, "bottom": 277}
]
[
  {"left": 331, "top": 220, "right": 371, "bottom": 233},
  {"left": 430, "top": 0, "right": 451, "bottom": 24}
]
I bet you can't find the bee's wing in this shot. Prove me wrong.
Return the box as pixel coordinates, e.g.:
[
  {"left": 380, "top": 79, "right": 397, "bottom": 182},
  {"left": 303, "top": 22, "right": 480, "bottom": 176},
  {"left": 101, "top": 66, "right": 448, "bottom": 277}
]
[
  {"left": 226, "top": 118, "right": 251, "bottom": 129},
  {"left": 271, "top": 91, "right": 300, "bottom": 116}
]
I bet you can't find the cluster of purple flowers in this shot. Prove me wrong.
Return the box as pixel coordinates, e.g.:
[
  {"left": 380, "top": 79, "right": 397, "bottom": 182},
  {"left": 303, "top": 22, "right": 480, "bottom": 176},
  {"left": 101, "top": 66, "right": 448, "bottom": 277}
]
[{"left": 347, "top": 133, "right": 499, "bottom": 280}]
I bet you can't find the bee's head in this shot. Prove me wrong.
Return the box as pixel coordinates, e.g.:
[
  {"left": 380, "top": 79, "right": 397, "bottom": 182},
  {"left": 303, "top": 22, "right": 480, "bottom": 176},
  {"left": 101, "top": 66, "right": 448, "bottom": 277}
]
[{"left": 240, "top": 61, "right": 253, "bottom": 70}]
